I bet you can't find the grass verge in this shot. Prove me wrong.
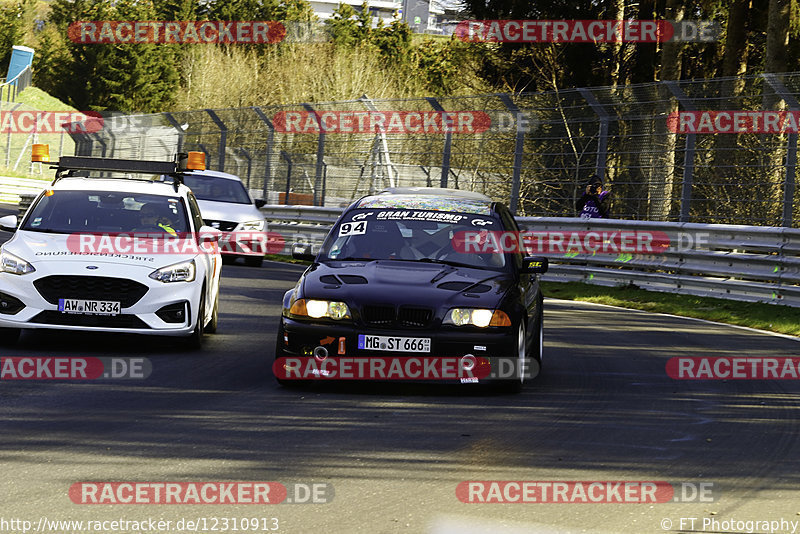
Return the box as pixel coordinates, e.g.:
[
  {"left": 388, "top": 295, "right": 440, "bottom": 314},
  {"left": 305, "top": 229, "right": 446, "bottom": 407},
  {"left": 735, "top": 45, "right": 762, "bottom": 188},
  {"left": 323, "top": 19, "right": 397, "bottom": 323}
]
[{"left": 542, "top": 281, "right": 800, "bottom": 337}]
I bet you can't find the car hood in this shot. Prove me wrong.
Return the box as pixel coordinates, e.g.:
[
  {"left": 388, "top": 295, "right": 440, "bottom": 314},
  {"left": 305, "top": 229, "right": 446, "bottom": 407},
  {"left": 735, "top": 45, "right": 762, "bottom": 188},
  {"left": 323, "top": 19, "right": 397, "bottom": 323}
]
[
  {"left": 301, "top": 260, "right": 514, "bottom": 309},
  {"left": 197, "top": 199, "right": 262, "bottom": 224},
  {"left": 5, "top": 231, "right": 199, "bottom": 269}
]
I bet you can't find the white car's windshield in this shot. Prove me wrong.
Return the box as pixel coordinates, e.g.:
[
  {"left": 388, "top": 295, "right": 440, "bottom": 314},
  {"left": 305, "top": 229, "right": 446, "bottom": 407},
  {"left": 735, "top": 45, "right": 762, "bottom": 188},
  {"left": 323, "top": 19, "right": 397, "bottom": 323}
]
[
  {"left": 182, "top": 175, "right": 252, "bottom": 204},
  {"left": 21, "top": 190, "right": 190, "bottom": 236}
]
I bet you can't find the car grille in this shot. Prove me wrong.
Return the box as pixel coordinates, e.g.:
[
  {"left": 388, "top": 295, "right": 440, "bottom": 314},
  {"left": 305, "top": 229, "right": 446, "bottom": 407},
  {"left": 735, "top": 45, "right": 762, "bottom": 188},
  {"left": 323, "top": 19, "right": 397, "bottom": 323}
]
[
  {"left": 361, "top": 305, "right": 433, "bottom": 328},
  {"left": 33, "top": 276, "right": 149, "bottom": 308},
  {"left": 204, "top": 220, "right": 238, "bottom": 232},
  {"left": 31, "top": 311, "right": 150, "bottom": 329}
]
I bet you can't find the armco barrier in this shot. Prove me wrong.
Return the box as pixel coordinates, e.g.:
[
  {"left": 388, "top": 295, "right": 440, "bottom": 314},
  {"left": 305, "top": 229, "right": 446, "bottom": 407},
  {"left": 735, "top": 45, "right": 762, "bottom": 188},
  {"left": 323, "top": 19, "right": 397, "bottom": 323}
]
[{"left": 259, "top": 205, "right": 800, "bottom": 307}]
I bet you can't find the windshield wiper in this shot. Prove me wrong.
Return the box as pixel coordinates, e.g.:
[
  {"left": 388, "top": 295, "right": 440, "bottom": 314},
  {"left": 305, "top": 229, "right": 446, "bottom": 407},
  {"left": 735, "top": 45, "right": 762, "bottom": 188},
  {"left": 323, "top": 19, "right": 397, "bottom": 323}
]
[{"left": 416, "top": 258, "right": 476, "bottom": 268}]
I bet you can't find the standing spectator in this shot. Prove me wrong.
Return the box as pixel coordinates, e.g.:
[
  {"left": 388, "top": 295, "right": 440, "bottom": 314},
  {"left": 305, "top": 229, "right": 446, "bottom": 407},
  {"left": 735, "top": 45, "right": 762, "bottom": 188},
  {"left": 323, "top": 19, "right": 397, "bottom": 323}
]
[{"left": 576, "top": 174, "right": 611, "bottom": 219}]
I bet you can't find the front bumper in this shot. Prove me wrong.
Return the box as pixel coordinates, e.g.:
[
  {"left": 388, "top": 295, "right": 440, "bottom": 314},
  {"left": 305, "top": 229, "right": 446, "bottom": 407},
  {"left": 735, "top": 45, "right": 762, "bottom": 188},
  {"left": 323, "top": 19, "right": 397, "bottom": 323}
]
[
  {"left": 0, "top": 269, "right": 202, "bottom": 336},
  {"left": 275, "top": 316, "right": 518, "bottom": 383}
]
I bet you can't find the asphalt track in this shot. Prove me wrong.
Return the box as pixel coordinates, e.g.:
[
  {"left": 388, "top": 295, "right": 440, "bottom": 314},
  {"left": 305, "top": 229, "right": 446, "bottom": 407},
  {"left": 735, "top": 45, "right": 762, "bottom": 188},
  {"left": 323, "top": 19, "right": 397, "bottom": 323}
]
[{"left": 2, "top": 206, "right": 800, "bottom": 534}]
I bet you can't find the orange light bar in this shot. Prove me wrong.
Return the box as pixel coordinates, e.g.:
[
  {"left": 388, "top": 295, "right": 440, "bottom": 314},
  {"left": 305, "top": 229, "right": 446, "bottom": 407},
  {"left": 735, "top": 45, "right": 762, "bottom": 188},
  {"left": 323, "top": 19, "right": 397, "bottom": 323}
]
[
  {"left": 489, "top": 310, "right": 512, "bottom": 327},
  {"left": 31, "top": 144, "right": 50, "bottom": 163},
  {"left": 186, "top": 151, "right": 206, "bottom": 171}
]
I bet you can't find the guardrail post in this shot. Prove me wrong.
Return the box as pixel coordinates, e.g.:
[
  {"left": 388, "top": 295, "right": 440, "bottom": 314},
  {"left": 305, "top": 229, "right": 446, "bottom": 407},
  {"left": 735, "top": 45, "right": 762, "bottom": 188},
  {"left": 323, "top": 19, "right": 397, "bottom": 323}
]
[
  {"left": 302, "top": 103, "right": 326, "bottom": 206},
  {"left": 665, "top": 81, "right": 697, "bottom": 223},
  {"left": 426, "top": 97, "right": 452, "bottom": 188},
  {"left": 498, "top": 93, "right": 526, "bottom": 214},
  {"left": 281, "top": 150, "right": 293, "bottom": 205},
  {"left": 762, "top": 73, "right": 799, "bottom": 227},
  {"left": 205, "top": 109, "right": 227, "bottom": 171}
]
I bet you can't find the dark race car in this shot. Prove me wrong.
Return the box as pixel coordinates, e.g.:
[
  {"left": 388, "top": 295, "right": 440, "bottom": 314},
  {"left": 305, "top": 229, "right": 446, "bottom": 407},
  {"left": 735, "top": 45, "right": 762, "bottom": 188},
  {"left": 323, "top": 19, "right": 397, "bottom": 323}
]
[{"left": 273, "top": 187, "right": 548, "bottom": 392}]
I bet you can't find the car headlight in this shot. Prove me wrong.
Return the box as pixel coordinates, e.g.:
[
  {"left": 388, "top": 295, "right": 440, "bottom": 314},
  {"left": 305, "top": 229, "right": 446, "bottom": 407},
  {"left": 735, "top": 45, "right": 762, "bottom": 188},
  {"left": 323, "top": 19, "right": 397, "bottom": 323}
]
[
  {"left": 289, "top": 298, "right": 350, "bottom": 320},
  {"left": 237, "top": 220, "right": 265, "bottom": 231},
  {"left": 0, "top": 249, "right": 35, "bottom": 275},
  {"left": 149, "top": 259, "right": 196, "bottom": 283},
  {"left": 444, "top": 308, "right": 511, "bottom": 327}
]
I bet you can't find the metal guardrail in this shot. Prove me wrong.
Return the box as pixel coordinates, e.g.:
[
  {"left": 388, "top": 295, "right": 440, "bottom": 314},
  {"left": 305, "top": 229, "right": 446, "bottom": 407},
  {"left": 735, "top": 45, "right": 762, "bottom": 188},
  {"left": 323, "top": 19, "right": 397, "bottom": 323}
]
[
  {"left": 259, "top": 204, "right": 800, "bottom": 307},
  {"left": 0, "top": 65, "right": 32, "bottom": 102}
]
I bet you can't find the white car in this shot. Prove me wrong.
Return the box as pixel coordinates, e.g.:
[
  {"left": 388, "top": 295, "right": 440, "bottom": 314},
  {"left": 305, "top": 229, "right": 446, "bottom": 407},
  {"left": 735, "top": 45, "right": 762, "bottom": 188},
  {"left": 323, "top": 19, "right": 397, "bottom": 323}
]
[
  {"left": 180, "top": 170, "right": 267, "bottom": 267},
  {"left": 0, "top": 151, "right": 222, "bottom": 348}
]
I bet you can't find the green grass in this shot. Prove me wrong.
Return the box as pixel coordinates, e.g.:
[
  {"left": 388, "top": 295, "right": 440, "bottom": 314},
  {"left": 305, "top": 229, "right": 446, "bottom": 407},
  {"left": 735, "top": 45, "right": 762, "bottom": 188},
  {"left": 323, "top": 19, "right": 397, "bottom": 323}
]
[
  {"left": 542, "top": 281, "right": 800, "bottom": 337},
  {"left": 14, "top": 87, "right": 78, "bottom": 112}
]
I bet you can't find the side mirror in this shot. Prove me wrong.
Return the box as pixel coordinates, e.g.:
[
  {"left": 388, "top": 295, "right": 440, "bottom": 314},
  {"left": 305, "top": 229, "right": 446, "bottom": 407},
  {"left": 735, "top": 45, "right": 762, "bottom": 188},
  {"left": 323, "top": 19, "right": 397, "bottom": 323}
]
[
  {"left": 520, "top": 256, "right": 548, "bottom": 274},
  {"left": 0, "top": 215, "right": 18, "bottom": 232},
  {"left": 291, "top": 242, "right": 315, "bottom": 262},
  {"left": 254, "top": 199, "right": 267, "bottom": 209}
]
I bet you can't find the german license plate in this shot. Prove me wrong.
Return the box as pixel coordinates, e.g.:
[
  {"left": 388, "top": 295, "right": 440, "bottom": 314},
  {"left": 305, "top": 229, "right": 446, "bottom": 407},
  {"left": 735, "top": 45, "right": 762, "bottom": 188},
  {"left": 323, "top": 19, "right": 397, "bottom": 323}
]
[
  {"left": 58, "top": 299, "right": 120, "bottom": 316},
  {"left": 358, "top": 335, "right": 431, "bottom": 352}
]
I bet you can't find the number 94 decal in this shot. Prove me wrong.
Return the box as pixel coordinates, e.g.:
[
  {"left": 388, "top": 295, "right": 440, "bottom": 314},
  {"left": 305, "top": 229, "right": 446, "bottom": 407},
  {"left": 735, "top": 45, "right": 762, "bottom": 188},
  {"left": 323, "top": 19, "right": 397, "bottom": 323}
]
[{"left": 339, "top": 221, "right": 367, "bottom": 237}]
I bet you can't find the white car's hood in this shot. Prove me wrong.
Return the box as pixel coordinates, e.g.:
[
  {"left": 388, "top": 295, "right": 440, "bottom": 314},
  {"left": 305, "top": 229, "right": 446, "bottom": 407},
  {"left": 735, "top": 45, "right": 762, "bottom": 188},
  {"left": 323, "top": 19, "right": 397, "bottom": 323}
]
[
  {"left": 197, "top": 199, "right": 262, "bottom": 224},
  {"left": 5, "top": 231, "right": 199, "bottom": 269}
]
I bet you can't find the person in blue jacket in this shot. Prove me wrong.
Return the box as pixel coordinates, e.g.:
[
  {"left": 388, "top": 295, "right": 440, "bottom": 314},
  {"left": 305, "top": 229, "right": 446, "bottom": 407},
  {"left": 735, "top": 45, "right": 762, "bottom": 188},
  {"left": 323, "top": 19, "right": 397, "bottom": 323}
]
[{"left": 576, "top": 174, "right": 610, "bottom": 219}]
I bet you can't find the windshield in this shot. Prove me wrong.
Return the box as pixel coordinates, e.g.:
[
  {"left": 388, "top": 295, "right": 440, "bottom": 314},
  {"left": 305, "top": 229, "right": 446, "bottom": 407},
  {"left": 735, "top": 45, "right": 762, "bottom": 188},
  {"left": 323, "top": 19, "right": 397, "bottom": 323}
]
[
  {"left": 182, "top": 174, "right": 252, "bottom": 204},
  {"left": 319, "top": 209, "right": 507, "bottom": 270},
  {"left": 21, "top": 190, "right": 190, "bottom": 236}
]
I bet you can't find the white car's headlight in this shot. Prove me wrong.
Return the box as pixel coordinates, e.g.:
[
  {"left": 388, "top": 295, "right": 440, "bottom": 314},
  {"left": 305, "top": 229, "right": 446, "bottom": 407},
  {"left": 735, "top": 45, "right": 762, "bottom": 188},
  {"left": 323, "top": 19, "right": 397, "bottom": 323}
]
[
  {"left": 149, "top": 259, "right": 196, "bottom": 283},
  {"left": 1, "top": 249, "right": 35, "bottom": 275},
  {"left": 444, "top": 308, "right": 511, "bottom": 327},
  {"left": 237, "top": 220, "right": 265, "bottom": 231}
]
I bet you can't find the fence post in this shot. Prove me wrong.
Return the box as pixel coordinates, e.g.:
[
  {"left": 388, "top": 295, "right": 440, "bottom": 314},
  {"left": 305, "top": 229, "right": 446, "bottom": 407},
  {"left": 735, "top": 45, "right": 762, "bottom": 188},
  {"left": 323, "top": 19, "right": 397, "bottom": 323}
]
[
  {"left": 162, "top": 112, "right": 185, "bottom": 155},
  {"left": 498, "top": 93, "right": 526, "bottom": 214},
  {"left": 252, "top": 107, "right": 275, "bottom": 201},
  {"left": 237, "top": 148, "right": 253, "bottom": 188},
  {"left": 302, "top": 103, "right": 325, "bottom": 206},
  {"left": 205, "top": 109, "right": 227, "bottom": 171},
  {"left": 577, "top": 88, "right": 609, "bottom": 183},
  {"left": 281, "top": 150, "right": 293, "bottom": 205},
  {"left": 665, "top": 81, "right": 697, "bottom": 223},
  {"left": 426, "top": 97, "right": 452, "bottom": 188},
  {"left": 762, "top": 73, "right": 799, "bottom": 227}
]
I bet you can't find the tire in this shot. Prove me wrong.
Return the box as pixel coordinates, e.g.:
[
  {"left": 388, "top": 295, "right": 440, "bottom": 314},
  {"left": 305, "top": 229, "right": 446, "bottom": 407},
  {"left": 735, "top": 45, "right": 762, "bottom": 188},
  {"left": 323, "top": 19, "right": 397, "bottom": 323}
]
[
  {"left": 185, "top": 290, "right": 206, "bottom": 349},
  {"left": 244, "top": 255, "right": 264, "bottom": 268},
  {"left": 206, "top": 292, "right": 219, "bottom": 334},
  {"left": 498, "top": 321, "right": 526, "bottom": 394},
  {"left": 0, "top": 327, "right": 20, "bottom": 346}
]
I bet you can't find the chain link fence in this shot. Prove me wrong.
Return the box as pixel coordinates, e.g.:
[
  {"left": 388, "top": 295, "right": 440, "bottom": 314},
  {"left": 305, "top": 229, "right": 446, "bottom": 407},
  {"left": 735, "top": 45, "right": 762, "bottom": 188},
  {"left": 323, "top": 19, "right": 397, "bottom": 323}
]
[{"left": 67, "top": 71, "right": 800, "bottom": 227}]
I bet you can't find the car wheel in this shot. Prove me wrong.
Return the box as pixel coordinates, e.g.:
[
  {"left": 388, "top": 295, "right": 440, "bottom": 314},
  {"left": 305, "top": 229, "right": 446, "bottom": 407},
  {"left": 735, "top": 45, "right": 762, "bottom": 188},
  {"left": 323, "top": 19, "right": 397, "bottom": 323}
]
[
  {"left": 499, "top": 321, "right": 526, "bottom": 394},
  {"left": 0, "top": 327, "right": 20, "bottom": 346},
  {"left": 244, "top": 255, "right": 264, "bottom": 268},
  {"left": 186, "top": 290, "right": 206, "bottom": 349},
  {"left": 206, "top": 292, "right": 219, "bottom": 334}
]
